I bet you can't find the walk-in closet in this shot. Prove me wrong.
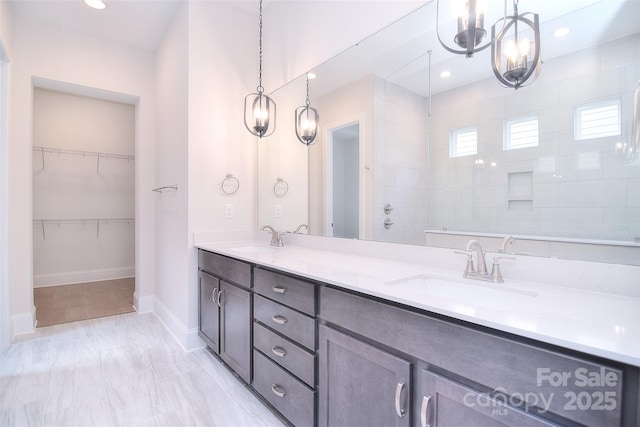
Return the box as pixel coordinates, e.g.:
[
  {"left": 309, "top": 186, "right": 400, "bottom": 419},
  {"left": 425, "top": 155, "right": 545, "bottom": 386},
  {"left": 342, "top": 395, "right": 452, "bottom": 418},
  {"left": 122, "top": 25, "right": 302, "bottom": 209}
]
[{"left": 32, "top": 88, "right": 135, "bottom": 327}]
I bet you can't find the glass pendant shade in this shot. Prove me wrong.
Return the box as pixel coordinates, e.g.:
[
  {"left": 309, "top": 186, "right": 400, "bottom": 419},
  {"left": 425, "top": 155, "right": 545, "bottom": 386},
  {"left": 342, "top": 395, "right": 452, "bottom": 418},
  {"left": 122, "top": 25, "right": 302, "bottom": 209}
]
[
  {"left": 491, "top": 5, "right": 541, "bottom": 89},
  {"left": 295, "top": 105, "right": 319, "bottom": 146},
  {"left": 244, "top": 92, "right": 276, "bottom": 138},
  {"left": 436, "top": 0, "right": 507, "bottom": 58}
]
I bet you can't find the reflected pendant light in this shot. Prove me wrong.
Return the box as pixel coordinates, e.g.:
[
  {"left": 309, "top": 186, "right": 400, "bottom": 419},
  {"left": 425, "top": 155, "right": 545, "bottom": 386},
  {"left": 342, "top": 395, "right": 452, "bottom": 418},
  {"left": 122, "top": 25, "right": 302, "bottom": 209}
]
[
  {"left": 491, "top": 0, "right": 541, "bottom": 89},
  {"left": 295, "top": 75, "right": 319, "bottom": 146},
  {"left": 244, "top": 0, "right": 276, "bottom": 138},
  {"left": 436, "top": 0, "right": 508, "bottom": 58}
]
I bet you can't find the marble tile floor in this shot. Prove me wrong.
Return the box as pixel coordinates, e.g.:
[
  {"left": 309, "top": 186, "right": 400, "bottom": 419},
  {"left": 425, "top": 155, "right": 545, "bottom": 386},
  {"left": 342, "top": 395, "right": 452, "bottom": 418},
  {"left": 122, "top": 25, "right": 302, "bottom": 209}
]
[{"left": 0, "top": 312, "right": 286, "bottom": 427}]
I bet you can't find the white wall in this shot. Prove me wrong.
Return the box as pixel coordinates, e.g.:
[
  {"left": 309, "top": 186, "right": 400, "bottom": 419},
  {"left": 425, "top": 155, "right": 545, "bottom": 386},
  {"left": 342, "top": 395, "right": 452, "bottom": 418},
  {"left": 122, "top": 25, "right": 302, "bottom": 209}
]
[
  {"left": 186, "top": 0, "right": 256, "bottom": 342},
  {"left": 32, "top": 89, "right": 135, "bottom": 287},
  {"left": 0, "top": 0, "right": 13, "bottom": 347},
  {"left": 262, "top": 1, "right": 428, "bottom": 90},
  {"left": 153, "top": 1, "right": 190, "bottom": 345},
  {"left": 8, "top": 16, "right": 156, "bottom": 337}
]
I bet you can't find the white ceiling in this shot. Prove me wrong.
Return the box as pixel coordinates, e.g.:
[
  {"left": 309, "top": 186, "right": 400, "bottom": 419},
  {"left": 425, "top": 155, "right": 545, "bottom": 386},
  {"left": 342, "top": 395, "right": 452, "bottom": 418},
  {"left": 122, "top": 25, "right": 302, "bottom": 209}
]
[
  {"left": 8, "top": 0, "right": 273, "bottom": 51},
  {"left": 10, "top": 0, "right": 181, "bottom": 51}
]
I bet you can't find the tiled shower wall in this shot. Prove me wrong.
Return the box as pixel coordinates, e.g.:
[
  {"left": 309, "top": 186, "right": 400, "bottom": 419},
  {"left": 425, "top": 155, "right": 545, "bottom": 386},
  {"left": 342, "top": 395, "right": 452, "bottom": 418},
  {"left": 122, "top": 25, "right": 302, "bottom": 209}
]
[{"left": 424, "top": 34, "right": 639, "bottom": 242}]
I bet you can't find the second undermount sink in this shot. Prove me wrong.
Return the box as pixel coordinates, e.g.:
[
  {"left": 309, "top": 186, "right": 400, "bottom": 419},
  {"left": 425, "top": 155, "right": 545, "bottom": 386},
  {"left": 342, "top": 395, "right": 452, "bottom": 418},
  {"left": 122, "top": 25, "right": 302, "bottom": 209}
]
[{"left": 385, "top": 274, "right": 538, "bottom": 311}]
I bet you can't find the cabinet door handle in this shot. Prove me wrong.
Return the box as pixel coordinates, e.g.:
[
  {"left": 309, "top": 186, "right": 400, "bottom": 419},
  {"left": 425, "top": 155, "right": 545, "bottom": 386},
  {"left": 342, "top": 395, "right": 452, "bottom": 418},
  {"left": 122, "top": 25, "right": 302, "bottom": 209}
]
[
  {"left": 421, "top": 395, "right": 432, "bottom": 427},
  {"left": 395, "top": 382, "right": 406, "bottom": 418},
  {"left": 272, "top": 286, "right": 287, "bottom": 294},
  {"left": 217, "top": 290, "right": 224, "bottom": 308},
  {"left": 211, "top": 288, "right": 218, "bottom": 304},
  {"left": 272, "top": 315, "right": 287, "bottom": 325},
  {"left": 271, "top": 384, "right": 287, "bottom": 398},
  {"left": 271, "top": 346, "right": 287, "bottom": 358}
]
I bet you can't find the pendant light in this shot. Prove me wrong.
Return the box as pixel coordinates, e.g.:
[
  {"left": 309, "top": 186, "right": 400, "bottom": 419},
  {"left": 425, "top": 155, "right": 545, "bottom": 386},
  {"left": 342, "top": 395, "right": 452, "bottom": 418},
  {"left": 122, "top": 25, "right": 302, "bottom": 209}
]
[
  {"left": 491, "top": 0, "right": 541, "bottom": 89},
  {"left": 244, "top": 0, "right": 276, "bottom": 138},
  {"left": 435, "top": 0, "right": 508, "bottom": 58},
  {"left": 295, "top": 74, "right": 319, "bottom": 146}
]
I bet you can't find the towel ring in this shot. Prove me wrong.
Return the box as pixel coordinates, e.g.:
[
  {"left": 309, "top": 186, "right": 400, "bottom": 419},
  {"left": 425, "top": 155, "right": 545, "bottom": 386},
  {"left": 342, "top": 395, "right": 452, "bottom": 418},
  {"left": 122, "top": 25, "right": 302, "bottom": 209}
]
[
  {"left": 273, "top": 177, "right": 289, "bottom": 197},
  {"left": 221, "top": 173, "right": 240, "bottom": 195}
]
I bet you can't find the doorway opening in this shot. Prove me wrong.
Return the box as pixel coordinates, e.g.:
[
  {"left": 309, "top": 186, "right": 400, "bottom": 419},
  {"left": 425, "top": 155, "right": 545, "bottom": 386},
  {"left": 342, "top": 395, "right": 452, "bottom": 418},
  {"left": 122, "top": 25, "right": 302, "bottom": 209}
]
[
  {"left": 31, "top": 88, "right": 136, "bottom": 327},
  {"left": 325, "top": 122, "right": 361, "bottom": 239}
]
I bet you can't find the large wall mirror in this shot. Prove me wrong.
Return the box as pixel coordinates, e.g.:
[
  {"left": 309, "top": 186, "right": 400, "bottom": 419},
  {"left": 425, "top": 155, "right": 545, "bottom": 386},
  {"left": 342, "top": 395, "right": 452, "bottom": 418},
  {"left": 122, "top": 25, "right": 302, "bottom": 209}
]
[{"left": 258, "top": 0, "right": 640, "bottom": 265}]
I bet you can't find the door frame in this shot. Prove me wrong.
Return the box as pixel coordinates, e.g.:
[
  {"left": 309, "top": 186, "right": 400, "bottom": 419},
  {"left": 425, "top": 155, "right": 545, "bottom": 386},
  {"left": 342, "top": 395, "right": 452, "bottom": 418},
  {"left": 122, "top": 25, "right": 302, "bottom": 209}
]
[{"left": 323, "top": 113, "right": 365, "bottom": 239}]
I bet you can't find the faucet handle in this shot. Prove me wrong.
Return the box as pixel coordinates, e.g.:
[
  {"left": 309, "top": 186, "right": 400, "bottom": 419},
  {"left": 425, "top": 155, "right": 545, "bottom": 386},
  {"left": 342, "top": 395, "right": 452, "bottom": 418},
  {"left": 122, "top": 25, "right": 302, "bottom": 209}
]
[
  {"left": 489, "top": 255, "right": 516, "bottom": 283},
  {"left": 454, "top": 250, "right": 475, "bottom": 277}
]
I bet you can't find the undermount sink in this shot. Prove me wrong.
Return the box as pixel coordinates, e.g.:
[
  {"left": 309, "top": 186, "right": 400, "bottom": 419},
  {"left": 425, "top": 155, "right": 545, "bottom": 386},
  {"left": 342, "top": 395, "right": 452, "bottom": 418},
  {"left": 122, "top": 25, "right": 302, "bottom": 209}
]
[
  {"left": 229, "top": 246, "right": 272, "bottom": 253},
  {"left": 385, "top": 274, "right": 538, "bottom": 311}
]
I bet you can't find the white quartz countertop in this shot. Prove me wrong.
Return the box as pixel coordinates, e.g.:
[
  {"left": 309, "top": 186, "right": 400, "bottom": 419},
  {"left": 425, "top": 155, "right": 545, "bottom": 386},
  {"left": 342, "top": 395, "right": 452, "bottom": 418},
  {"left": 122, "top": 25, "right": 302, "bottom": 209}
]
[{"left": 195, "top": 239, "right": 640, "bottom": 367}]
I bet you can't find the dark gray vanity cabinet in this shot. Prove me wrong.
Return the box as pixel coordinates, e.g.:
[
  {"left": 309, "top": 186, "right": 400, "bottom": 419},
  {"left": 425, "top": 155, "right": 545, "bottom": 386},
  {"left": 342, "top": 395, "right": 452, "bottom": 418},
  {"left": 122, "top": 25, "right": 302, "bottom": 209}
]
[
  {"left": 318, "top": 325, "right": 411, "bottom": 427},
  {"left": 319, "top": 285, "right": 635, "bottom": 427},
  {"left": 198, "top": 250, "right": 252, "bottom": 383},
  {"left": 251, "top": 267, "right": 318, "bottom": 427},
  {"left": 198, "top": 271, "right": 220, "bottom": 353}
]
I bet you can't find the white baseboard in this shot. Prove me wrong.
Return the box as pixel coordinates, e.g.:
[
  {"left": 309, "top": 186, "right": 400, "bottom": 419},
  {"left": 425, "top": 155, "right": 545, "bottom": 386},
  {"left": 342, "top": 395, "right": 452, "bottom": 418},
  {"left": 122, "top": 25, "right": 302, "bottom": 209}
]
[
  {"left": 134, "top": 292, "right": 154, "bottom": 314},
  {"left": 33, "top": 267, "right": 135, "bottom": 288},
  {"left": 152, "top": 297, "right": 204, "bottom": 352},
  {"left": 12, "top": 306, "right": 35, "bottom": 338}
]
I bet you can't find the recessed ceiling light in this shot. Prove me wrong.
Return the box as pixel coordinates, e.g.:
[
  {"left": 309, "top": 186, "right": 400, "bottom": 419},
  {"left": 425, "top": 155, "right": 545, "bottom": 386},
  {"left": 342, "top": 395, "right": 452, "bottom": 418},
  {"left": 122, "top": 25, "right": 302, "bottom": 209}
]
[
  {"left": 440, "top": 70, "right": 451, "bottom": 78},
  {"left": 84, "top": 0, "right": 106, "bottom": 10},
  {"left": 552, "top": 27, "right": 570, "bottom": 38}
]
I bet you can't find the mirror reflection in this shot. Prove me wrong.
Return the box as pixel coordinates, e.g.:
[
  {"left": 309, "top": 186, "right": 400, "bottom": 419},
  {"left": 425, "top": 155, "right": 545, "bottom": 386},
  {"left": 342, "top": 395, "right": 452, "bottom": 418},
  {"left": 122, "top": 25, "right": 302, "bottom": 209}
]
[{"left": 258, "top": 0, "right": 640, "bottom": 265}]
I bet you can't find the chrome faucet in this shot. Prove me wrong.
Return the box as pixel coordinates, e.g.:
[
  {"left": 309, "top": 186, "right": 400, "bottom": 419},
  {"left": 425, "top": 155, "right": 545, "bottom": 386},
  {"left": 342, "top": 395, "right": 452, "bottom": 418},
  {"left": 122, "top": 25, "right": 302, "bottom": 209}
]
[
  {"left": 293, "top": 224, "right": 308, "bottom": 234},
  {"left": 466, "top": 240, "right": 487, "bottom": 275},
  {"left": 260, "top": 225, "right": 284, "bottom": 247},
  {"left": 455, "top": 239, "right": 515, "bottom": 283}
]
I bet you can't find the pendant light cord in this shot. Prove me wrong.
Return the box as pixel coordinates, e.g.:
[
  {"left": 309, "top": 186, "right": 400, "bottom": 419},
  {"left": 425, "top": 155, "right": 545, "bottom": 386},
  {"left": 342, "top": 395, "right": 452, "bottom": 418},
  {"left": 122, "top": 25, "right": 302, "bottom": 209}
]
[
  {"left": 257, "top": 0, "right": 264, "bottom": 94},
  {"left": 305, "top": 76, "right": 310, "bottom": 107}
]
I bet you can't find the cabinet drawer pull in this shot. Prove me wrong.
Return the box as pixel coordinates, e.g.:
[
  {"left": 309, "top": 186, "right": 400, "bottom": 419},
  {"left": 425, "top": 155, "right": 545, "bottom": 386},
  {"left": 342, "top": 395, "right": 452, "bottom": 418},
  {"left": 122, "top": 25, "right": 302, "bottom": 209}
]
[
  {"left": 395, "top": 382, "right": 406, "bottom": 418},
  {"left": 271, "top": 346, "right": 287, "bottom": 358},
  {"left": 217, "top": 290, "right": 224, "bottom": 308},
  {"left": 211, "top": 288, "right": 218, "bottom": 304},
  {"left": 271, "top": 384, "right": 287, "bottom": 398},
  {"left": 272, "top": 286, "right": 287, "bottom": 294},
  {"left": 272, "top": 315, "right": 288, "bottom": 325},
  {"left": 421, "top": 395, "right": 432, "bottom": 427}
]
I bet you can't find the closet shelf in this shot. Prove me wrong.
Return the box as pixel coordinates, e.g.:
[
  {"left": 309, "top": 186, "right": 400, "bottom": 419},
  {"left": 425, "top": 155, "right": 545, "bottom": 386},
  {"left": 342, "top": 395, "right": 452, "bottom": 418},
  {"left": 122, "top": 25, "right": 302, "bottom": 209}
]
[
  {"left": 33, "top": 146, "right": 135, "bottom": 174},
  {"left": 33, "top": 218, "right": 134, "bottom": 240}
]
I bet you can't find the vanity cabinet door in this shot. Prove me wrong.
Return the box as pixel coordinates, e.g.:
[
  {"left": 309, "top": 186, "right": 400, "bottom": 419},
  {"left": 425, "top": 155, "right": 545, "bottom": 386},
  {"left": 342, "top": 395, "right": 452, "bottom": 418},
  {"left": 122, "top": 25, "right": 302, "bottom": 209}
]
[
  {"left": 198, "top": 271, "right": 220, "bottom": 353},
  {"left": 219, "top": 280, "right": 251, "bottom": 383},
  {"left": 318, "top": 325, "right": 411, "bottom": 427},
  {"left": 419, "top": 370, "right": 556, "bottom": 427}
]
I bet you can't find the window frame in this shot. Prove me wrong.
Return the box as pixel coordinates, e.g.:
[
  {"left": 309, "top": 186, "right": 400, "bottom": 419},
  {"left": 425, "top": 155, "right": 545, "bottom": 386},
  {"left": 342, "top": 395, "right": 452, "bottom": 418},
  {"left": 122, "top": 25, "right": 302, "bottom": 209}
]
[
  {"left": 574, "top": 98, "right": 621, "bottom": 141},
  {"left": 449, "top": 126, "right": 478, "bottom": 158},
  {"left": 503, "top": 114, "right": 539, "bottom": 151}
]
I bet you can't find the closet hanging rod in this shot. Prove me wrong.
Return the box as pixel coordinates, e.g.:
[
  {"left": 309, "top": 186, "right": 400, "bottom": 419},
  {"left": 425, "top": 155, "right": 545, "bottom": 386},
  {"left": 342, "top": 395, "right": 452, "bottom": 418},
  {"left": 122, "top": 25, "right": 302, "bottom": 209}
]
[
  {"left": 152, "top": 185, "right": 178, "bottom": 193},
  {"left": 33, "top": 218, "right": 134, "bottom": 240},
  {"left": 33, "top": 146, "right": 135, "bottom": 160},
  {"left": 33, "top": 146, "right": 134, "bottom": 174}
]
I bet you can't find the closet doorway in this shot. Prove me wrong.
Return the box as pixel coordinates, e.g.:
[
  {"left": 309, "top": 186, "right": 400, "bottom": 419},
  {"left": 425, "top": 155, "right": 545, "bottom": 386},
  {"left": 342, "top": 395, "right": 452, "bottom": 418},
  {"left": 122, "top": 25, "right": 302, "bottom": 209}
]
[{"left": 32, "top": 88, "right": 135, "bottom": 327}]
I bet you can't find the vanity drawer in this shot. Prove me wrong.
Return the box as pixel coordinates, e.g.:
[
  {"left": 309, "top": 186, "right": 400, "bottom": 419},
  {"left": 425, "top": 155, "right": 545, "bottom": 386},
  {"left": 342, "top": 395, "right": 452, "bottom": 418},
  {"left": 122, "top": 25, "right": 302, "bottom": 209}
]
[
  {"left": 254, "top": 268, "right": 316, "bottom": 315},
  {"left": 254, "top": 321, "right": 316, "bottom": 387},
  {"left": 254, "top": 295, "right": 315, "bottom": 350},
  {"left": 253, "top": 349, "right": 315, "bottom": 427},
  {"left": 198, "top": 250, "right": 251, "bottom": 289}
]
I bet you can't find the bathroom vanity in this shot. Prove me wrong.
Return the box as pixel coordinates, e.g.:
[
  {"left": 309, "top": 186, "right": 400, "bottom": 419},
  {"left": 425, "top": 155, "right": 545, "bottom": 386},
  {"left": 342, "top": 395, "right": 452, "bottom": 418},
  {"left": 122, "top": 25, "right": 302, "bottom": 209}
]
[{"left": 196, "top": 238, "right": 639, "bottom": 427}]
